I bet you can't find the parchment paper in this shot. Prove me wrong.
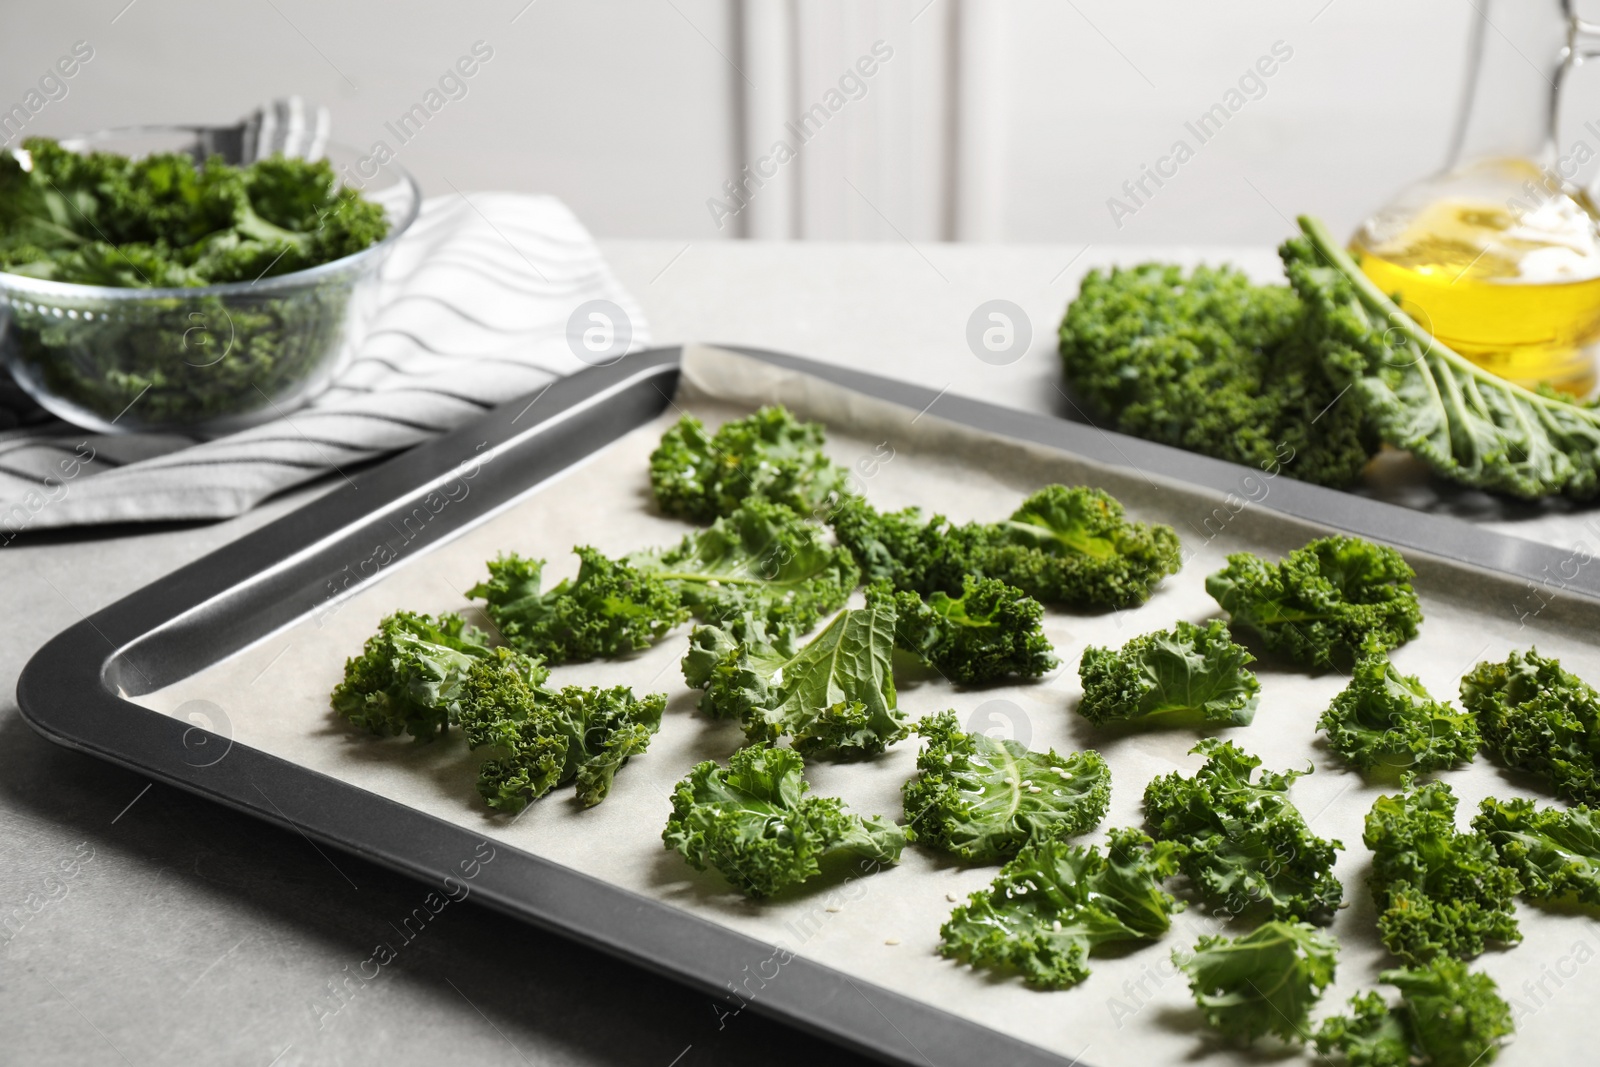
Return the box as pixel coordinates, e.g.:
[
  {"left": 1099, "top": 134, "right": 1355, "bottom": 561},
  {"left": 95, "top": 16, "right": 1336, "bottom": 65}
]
[{"left": 135, "top": 345, "right": 1600, "bottom": 1065}]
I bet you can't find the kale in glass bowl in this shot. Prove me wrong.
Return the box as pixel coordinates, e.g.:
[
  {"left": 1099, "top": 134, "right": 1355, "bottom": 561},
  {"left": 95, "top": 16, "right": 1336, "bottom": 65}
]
[{"left": 0, "top": 129, "right": 419, "bottom": 435}]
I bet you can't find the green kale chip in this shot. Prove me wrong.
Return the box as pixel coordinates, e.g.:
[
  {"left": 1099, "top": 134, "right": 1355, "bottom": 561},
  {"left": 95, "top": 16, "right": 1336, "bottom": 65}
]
[
  {"left": 1206, "top": 534, "right": 1422, "bottom": 671},
  {"left": 1474, "top": 796, "right": 1600, "bottom": 905},
  {"left": 1059, "top": 260, "right": 1376, "bottom": 489},
  {"left": 1316, "top": 991, "right": 1412, "bottom": 1067},
  {"left": 662, "top": 744, "right": 907, "bottom": 898},
  {"left": 1315, "top": 958, "right": 1513, "bottom": 1067},
  {"left": 939, "top": 827, "right": 1185, "bottom": 989},
  {"left": 901, "top": 711, "right": 1109, "bottom": 862},
  {"left": 982, "top": 485, "right": 1183, "bottom": 608},
  {"left": 0, "top": 138, "right": 387, "bottom": 284},
  {"left": 1176, "top": 920, "right": 1338, "bottom": 1045},
  {"left": 627, "top": 500, "right": 859, "bottom": 640},
  {"left": 1363, "top": 778, "right": 1521, "bottom": 963},
  {"left": 886, "top": 576, "right": 1059, "bottom": 686},
  {"left": 828, "top": 496, "right": 985, "bottom": 597},
  {"left": 829, "top": 486, "right": 1182, "bottom": 609},
  {"left": 1143, "top": 738, "right": 1343, "bottom": 924},
  {"left": 680, "top": 595, "right": 906, "bottom": 759},
  {"left": 468, "top": 548, "right": 689, "bottom": 664},
  {"left": 1461, "top": 648, "right": 1600, "bottom": 804},
  {"left": 330, "top": 611, "right": 502, "bottom": 740},
  {"left": 648, "top": 406, "right": 854, "bottom": 523},
  {"left": 457, "top": 654, "right": 664, "bottom": 810},
  {"left": 1076, "top": 619, "right": 1260, "bottom": 728},
  {"left": 1318, "top": 647, "right": 1478, "bottom": 774},
  {"left": 1287, "top": 214, "right": 1600, "bottom": 501}
]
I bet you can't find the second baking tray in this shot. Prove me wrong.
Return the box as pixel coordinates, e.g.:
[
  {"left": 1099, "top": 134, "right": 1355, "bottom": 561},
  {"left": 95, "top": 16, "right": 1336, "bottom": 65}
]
[{"left": 19, "top": 344, "right": 1600, "bottom": 1066}]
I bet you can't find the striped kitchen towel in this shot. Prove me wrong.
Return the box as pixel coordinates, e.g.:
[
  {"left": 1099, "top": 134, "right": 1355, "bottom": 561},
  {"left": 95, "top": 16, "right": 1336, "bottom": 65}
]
[{"left": 0, "top": 192, "right": 649, "bottom": 534}]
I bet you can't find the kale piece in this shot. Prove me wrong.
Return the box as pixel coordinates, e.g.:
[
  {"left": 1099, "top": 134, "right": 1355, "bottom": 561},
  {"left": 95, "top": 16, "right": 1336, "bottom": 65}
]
[
  {"left": 1315, "top": 958, "right": 1513, "bottom": 1067},
  {"left": 886, "top": 576, "right": 1058, "bottom": 685},
  {"left": 1363, "top": 778, "right": 1521, "bottom": 963},
  {"left": 680, "top": 593, "right": 905, "bottom": 759},
  {"left": 902, "top": 711, "right": 1109, "bottom": 863},
  {"left": 457, "top": 656, "right": 664, "bottom": 810},
  {"left": 940, "top": 827, "right": 1185, "bottom": 989},
  {"left": 1318, "top": 646, "right": 1477, "bottom": 774},
  {"left": 1143, "top": 738, "right": 1343, "bottom": 924},
  {"left": 1473, "top": 796, "right": 1600, "bottom": 905},
  {"left": 662, "top": 744, "right": 907, "bottom": 898},
  {"left": 1206, "top": 534, "right": 1422, "bottom": 670},
  {"left": 1177, "top": 921, "right": 1338, "bottom": 1045},
  {"left": 649, "top": 406, "right": 853, "bottom": 523},
  {"left": 1461, "top": 648, "right": 1600, "bottom": 804},
  {"left": 627, "top": 500, "right": 858, "bottom": 641},
  {"left": 469, "top": 548, "right": 689, "bottom": 664},
  {"left": 331, "top": 611, "right": 502, "bottom": 740},
  {"left": 1077, "top": 619, "right": 1259, "bottom": 728}
]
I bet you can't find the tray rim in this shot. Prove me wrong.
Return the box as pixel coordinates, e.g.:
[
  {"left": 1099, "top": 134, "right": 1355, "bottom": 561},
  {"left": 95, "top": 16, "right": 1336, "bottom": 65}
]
[{"left": 17, "top": 342, "right": 1600, "bottom": 1067}]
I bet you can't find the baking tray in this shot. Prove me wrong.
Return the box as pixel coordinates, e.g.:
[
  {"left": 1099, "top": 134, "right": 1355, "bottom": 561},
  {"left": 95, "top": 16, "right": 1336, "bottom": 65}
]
[{"left": 18, "top": 344, "right": 1600, "bottom": 1067}]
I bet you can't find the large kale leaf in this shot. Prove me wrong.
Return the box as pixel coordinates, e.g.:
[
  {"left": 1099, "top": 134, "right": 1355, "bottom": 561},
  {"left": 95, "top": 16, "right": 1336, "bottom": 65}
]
[
  {"left": 1287, "top": 215, "right": 1600, "bottom": 500},
  {"left": 1060, "top": 260, "right": 1377, "bottom": 488}
]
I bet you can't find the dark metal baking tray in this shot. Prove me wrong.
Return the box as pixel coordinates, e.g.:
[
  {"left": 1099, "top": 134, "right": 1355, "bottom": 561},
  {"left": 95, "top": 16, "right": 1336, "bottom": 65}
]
[{"left": 17, "top": 345, "right": 1599, "bottom": 1067}]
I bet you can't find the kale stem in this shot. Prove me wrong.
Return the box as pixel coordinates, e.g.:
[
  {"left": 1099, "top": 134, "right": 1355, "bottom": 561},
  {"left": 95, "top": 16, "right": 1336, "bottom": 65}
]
[{"left": 1295, "top": 214, "right": 1579, "bottom": 416}]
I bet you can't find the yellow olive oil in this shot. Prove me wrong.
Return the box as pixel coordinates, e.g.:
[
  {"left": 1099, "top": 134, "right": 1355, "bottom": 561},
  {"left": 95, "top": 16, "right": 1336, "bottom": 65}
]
[{"left": 1350, "top": 160, "right": 1600, "bottom": 395}]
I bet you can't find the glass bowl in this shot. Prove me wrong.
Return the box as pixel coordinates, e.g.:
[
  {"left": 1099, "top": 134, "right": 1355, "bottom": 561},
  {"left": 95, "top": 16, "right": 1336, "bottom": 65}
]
[{"left": 0, "top": 126, "right": 420, "bottom": 435}]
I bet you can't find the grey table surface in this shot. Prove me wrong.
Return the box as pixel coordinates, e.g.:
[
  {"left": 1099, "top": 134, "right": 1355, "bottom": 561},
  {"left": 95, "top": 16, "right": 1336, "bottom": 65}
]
[{"left": 3, "top": 240, "right": 1594, "bottom": 1067}]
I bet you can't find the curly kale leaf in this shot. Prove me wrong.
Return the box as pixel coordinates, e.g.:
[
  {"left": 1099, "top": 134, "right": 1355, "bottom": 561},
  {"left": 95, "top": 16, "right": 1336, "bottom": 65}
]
[
  {"left": 1287, "top": 215, "right": 1600, "bottom": 501},
  {"left": 330, "top": 611, "right": 502, "bottom": 740},
  {"left": 1319, "top": 648, "right": 1477, "bottom": 774},
  {"left": 1461, "top": 648, "right": 1600, "bottom": 805},
  {"left": 648, "top": 406, "right": 854, "bottom": 523},
  {"left": 680, "top": 594, "right": 906, "bottom": 758},
  {"left": 829, "top": 486, "right": 1181, "bottom": 609},
  {"left": 1315, "top": 992, "right": 1412, "bottom": 1067},
  {"left": 1364, "top": 778, "right": 1521, "bottom": 963},
  {"left": 1059, "top": 260, "right": 1376, "bottom": 488},
  {"left": 1315, "top": 957, "right": 1514, "bottom": 1067},
  {"left": 469, "top": 548, "right": 688, "bottom": 664},
  {"left": 1206, "top": 534, "right": 1422, "bottom": 670},
  {"left": 627, "top": 500, "right": 858, "bottom": 641},
  {"left": 1473, "top": 796, "right": 1600, "bottom": 906},
  {"left": 887, "top": 576, "right": 1059, "bottom": 686},
  {"left": 457, "top": 660, "right": 665, "bottom": 811},
  {"left": 1177, "top": 920, "right": 1338, "bottom": 1045},
  {"left": 1077, "top": 619, "right": 1259, "bottom": 728},
  {"left": 982, "top": 485, "right": 1182, "bottom": 608},
  {"left": 0, "top": 138, "right": 387, "bottom": 285},
  {"left": 662, "top": 744, "right": 907, "bottom": 898},
  {"left": 1143, "top": 738, "right": 1343, "bottom": 924},
  {"left": 828, "top": 496, "right": 989, "bottom": 596},
  {"left": 902, "top": 711, "right": 1109, "bottom": 862},
  {"left": 940, "top": 827, "right": 1185, "bottom": 989}
]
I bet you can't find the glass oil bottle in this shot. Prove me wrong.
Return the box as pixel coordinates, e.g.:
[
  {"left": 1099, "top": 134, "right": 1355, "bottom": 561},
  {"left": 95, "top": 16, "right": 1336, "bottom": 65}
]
[{"left": 1349, "top": 1, "right": 1600, "bottom": 395}]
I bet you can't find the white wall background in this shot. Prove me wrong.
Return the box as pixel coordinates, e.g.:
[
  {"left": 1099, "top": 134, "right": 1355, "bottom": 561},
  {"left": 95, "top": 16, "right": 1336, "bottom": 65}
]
[{"left": 0, "top": 0, "right": 1484, "bottom": 245}]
